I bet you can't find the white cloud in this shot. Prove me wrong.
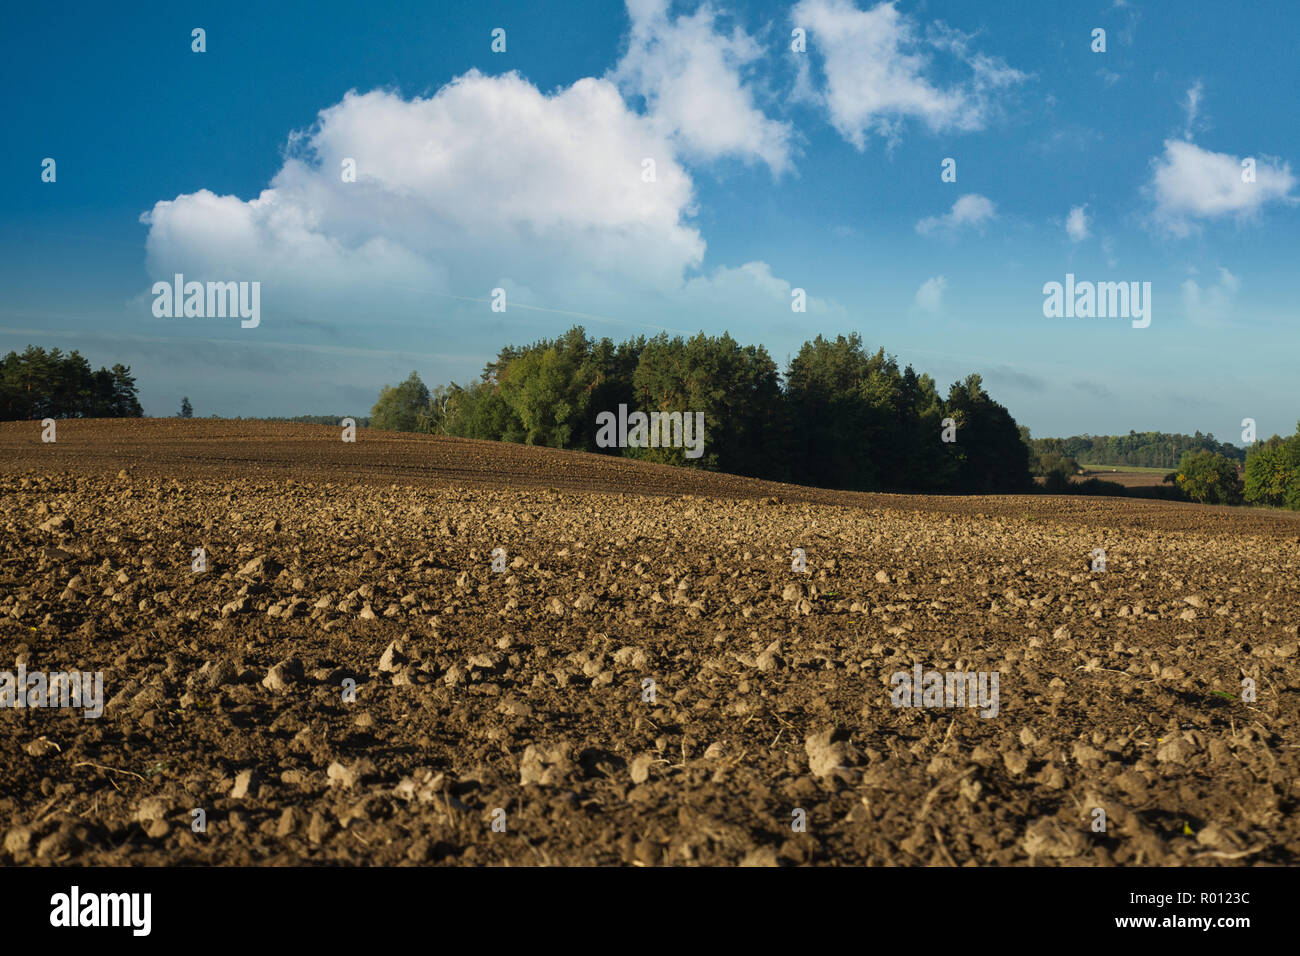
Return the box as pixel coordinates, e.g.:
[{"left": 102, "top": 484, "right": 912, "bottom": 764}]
[
  {"left": 916, "top": 193, "right": 996, "bottom": 235},
  {"left": 1065, "top": 204, "right": 1090, "bottom": 242},
  {"left": 1116, "top": 4, "right": 1141, "bottom": 46},
  {"left": 677, "top": 260, "right": 847, "bottom": 322},
  {"left": 140, "top": 68, "right": 839, "bottom": 343},
  {"left": 1148, "top": 139, "right": 1296, "bottom": 237},
  {"left": 1181, "top": 80, "right": 1204, "bottom": 139},
  {"left": 1181, "top": 267, "right": 1240, "bottom": 327},
  {"left": 791, "top": 0, "right": 1026, "bottom": 149},
  {"left": 913, "top": 275, "right": 947, "bottom": 312},
  {"left": 142, "top": 72, "right": 710, "bottom": 310},
  {"left": 611, "top": 0, "right": 793, "bottom": 174}
]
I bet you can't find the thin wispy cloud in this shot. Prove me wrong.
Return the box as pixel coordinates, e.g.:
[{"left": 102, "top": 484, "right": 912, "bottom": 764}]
[
  {"left": 912, "top": 275, "right": 947, "bottom": 312},
  {"left": 916, "top": 194, "right": 996, "bottom": 236},
  {"left": 1065, "top": 205, "right": 1090, "bottom": 242}
]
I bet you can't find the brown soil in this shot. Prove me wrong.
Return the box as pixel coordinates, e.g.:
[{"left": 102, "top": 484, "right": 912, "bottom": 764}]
[
  {"left": 1078, "top": 469, "right": 1173, "bottom": 489},
  {"left": 1, "top": 419, "right": 1298, "bottom": 866}
]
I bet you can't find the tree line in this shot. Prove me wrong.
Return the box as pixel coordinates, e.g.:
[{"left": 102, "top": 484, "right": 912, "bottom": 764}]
[
  {"left": 1158, "top": 431, "right": 1300, "bottom": 510},
  {"left": 371, "top": 326, "right": 1032, "bottom": 494},
  {"left": 1027, "top": 431, "right": 1245, "bottom": 471},
  {"left": 1243, "top": 428, "right": 1300, "bottom": 510},
  {"left": 1, "top": 346, "right": 142, "bottom": 420},
  {"left": 260, "top": 414, "right": 373, "bottom": 427},
  {"left": 1025, "top": 427, "right": 1300, "bottom": 511}
]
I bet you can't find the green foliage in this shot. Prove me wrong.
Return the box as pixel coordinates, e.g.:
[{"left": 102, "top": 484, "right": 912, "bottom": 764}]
[
  {"left": 942, "top": 373, "right": 1033, "bottom": 493},
  {"left": 631, "top": 331, "right": 785, "bottom": 475},
  {"left": 1174, "top": 450, "right": 1244, "bottom": 505},
  {"left": 179, "top": 396, "right": 193, "bottom": 418},
  {"left": 0, "top": 346, "right": 143, "bottom": 420},
  {"left": 1042, "top": 469, "right": 1073, "bottom": 493},
  {"left": 374, "top": 327, "right": 1045, "bottom": 492},
  {"left": 443, "top": 380, "right": 522, "bottom": 442},
  {"left": 783, "top": 334, "right": 959, "bottom": 490},
  {"left": 1026, "top": 437, "right": 1081, "bottom": 480},
  {"left": 1244, "top": 426, "right": 1300, "bottom": 510},
  {"left": 495, "top": 327, "right": 602, "bottom": 449},
  {"left": 1028, "top": 431, "right": 1244, "bottom": 469},
  {"left": 370, "top": 371, "right": 431, "bottom": 432}
]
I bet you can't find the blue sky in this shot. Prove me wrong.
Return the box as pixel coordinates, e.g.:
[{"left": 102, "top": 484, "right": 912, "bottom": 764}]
[{"left": 2, "top": 0, "right": 1297, "bottom": 439}]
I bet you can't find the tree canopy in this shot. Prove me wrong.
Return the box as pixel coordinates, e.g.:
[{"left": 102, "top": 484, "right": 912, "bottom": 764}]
[
  {"left": 373, "top": 326, "right": 1034, "bottom": 494},
  {"left": 1, "top": 346, "right": 143, "bottom": 420},
  {"left": 1244, "top": 425, "right": 1300, "bottom": 510},
  {"left": 1026, "top": 431, "right": 1244, "bottom": 469}
]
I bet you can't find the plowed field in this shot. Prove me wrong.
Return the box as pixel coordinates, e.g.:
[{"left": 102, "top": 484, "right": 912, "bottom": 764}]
[{"left": 2, "top": 419, "right": 1297, "bottom": 866}]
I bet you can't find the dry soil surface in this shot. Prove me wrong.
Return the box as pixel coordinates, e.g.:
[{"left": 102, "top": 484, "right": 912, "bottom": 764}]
[{"left": 1, "top": 419, "right": 1298, "bottom": 866}]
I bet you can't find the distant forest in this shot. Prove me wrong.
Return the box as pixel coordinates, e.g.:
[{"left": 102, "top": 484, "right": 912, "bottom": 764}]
[
  {"left": 7, "top": 338, "right": 1295, "bottom": 510},
  {"left": 1, "top": 346, "right": 142, "bottom": 420},
  {"left": 1027, "top": 432, "right": 1245, "bottom": 469},
  {"left": 258, "top": 414, "right": 372, "bottom": 427},
  {"left": 371, "top": 326, "right": 1035, "bottom": 494},
  {"left": 367, "top": 326, "right": 1299, "bottom": 509}
]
